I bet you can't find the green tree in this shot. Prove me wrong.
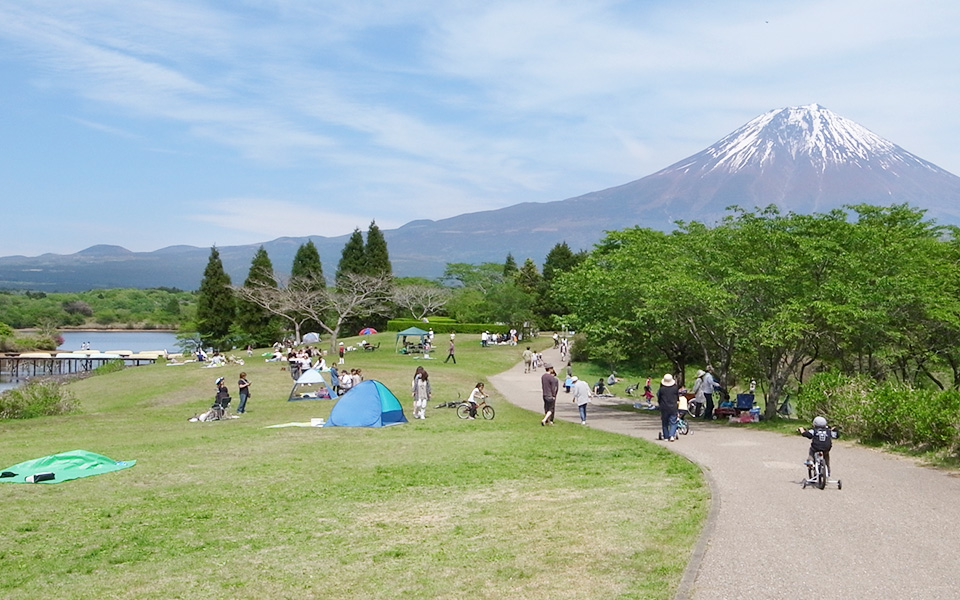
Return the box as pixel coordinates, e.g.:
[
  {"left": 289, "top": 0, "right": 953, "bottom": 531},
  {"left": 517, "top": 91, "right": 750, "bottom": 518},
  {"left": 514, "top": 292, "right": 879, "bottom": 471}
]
[
  {"left": 364, "top": 221, "right": 392, "bottom": 277},
  {"left": 291, "top": 240, "right": 325, "bottom": 286},
  {"left": 196, "top": 246, "right": 235, "bottom": 347},
  {"left": 236, "top": 246, "right": 282, "bottom": 346},
  {"left": 515, "top": 258, "right": 542, "bottom": 297},
  {"left": 503, "top": 253, "right": 518, "bottom": 278},
  {"left": 336, "top": 228, "right": 366, "bottom": 284}
]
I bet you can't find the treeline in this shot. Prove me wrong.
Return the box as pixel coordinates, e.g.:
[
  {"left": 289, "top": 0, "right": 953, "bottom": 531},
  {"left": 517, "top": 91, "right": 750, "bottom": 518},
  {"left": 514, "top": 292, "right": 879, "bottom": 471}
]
[
  {"left": 195, "top": 220, "right": 588, "bottom": 352},
  {"left": 0, "top": 287, "right": 194, "bottom": 330},
  {"left": 556, "top": 204, "right": 960, "bottom": 418}
]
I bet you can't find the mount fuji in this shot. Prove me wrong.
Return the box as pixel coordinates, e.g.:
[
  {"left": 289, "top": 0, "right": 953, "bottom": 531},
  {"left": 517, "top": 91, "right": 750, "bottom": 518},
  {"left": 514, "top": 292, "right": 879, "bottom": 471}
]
[{"left": 3, "top": 104, "right": 960, "bottom": 291}]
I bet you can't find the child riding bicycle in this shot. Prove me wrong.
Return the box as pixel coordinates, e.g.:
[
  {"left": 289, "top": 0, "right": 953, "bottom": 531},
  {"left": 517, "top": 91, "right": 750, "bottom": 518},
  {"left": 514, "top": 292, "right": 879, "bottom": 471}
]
[
  {"left": 798, "top": 416, "right": 837, "bottom": 470},
  {"left": 466, "top": 382, "right": 488, "bottom": 419}
]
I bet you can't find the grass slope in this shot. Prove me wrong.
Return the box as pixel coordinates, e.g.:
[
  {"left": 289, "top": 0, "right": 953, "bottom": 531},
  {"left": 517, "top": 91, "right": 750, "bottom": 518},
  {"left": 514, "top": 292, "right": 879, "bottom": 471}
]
[{"left": 0, "top": 333, "right": 707, "bottom": 600}]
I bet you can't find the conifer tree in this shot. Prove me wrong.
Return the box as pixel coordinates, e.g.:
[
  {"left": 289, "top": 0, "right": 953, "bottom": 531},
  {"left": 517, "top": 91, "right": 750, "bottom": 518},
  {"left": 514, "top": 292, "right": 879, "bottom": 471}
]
[
  {"left": 236, "top": 246, "right": 281, "bottom": 345},
  {"left": 291, "top": 240, "right": 325, "bottom": 286},
  {"left": 516, "top": 258, "right": 542, "bottom": 296},
  {"left": 364, "top": 221, "right": 392, "bottom": 277},
  {"left": 503, "top": 253, "right": 519, "bottom": 278},
  {"left": 336, "top": 228, "right": 366, "bottom": 284},
  {"left": 196, "top": 246, "right": 235, "bottom": 347}
]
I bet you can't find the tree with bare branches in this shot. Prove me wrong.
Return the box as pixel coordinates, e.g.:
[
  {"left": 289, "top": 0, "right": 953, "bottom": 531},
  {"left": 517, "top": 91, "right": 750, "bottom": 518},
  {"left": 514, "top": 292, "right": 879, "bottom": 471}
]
[
  {"left": 392, "top": 284, "right": 452, "bottom": 320},
  {"left": 232, "top": 272, "right": 393, "bottom": 352}
]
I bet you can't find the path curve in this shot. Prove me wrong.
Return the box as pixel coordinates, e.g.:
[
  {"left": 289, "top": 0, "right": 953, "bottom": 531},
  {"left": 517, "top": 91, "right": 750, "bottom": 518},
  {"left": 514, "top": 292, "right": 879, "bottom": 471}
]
[{"left": 490, "top": 347, "right": 960, "bottom": 600}]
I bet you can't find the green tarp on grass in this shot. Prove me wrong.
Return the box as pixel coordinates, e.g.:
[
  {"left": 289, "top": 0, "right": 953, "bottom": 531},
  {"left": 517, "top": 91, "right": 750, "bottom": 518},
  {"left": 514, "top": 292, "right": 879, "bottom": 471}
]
[{"left": 0, "top": 449, "right": 136, "bottom": 484}]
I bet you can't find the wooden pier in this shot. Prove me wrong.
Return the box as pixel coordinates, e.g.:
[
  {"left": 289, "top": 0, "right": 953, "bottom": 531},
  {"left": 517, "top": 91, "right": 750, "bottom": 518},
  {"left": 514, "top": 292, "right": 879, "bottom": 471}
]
[{"left": 0, "top": 351, "right": 163, "bottom": 379}]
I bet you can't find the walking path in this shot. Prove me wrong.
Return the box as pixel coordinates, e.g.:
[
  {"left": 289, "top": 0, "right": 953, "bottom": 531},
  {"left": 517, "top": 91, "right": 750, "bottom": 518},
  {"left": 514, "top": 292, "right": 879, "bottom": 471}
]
[{"left": 490, "top": 347, "right": 960, "bottom": 600}]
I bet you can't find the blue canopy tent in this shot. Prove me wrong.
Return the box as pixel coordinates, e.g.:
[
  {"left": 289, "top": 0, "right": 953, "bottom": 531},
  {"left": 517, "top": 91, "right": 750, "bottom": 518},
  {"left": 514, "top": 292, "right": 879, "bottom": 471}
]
[{"left": 325, "top": 380, "right": 407, "bottom": 427}]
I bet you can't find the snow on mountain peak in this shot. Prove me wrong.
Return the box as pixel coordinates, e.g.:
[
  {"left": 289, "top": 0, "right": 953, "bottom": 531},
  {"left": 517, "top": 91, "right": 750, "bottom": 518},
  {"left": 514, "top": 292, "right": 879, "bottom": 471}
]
[{"left": 671, "top": 104, "right": 938, "bottom": 176}]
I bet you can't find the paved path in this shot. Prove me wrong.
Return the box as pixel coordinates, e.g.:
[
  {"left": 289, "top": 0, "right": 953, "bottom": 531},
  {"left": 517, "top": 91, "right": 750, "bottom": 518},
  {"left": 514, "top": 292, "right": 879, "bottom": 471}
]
[{"left": 490, "top": 347, "right": 960, "bottom": 600}]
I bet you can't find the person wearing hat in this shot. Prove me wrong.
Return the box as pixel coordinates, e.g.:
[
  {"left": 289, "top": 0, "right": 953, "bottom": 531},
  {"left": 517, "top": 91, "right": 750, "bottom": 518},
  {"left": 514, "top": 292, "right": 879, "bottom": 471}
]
[
  {"left": 215, "top": 377, "right": 229, "bottom": 402},
  {"left": 657, "top": 373, "right": 680, "bottom": 441},
  {"left": 540, "top": 364, "right": 559, "bottom": 425},
  {"left": 570, "top": 376, "right": 592, "bottom": 425}
]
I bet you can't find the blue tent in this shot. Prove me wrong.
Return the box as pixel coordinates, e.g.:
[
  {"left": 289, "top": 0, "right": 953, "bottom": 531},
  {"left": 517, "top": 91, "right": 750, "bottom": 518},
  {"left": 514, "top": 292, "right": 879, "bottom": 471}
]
[{"left": 325, "top": 380, "right": 408, "bottom": 427}]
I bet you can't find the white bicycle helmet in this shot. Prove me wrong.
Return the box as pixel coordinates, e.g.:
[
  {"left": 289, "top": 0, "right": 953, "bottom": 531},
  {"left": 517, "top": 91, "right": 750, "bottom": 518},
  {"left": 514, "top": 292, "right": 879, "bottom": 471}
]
[{"left": 813, "top": 416, "right": 827, "bottom": 428}]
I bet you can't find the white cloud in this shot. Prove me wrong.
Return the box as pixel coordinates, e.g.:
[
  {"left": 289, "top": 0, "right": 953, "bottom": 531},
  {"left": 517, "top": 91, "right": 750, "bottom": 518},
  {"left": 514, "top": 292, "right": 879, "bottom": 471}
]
[{"left": 191, "top": 198, "right": 403, "bottom": 240}]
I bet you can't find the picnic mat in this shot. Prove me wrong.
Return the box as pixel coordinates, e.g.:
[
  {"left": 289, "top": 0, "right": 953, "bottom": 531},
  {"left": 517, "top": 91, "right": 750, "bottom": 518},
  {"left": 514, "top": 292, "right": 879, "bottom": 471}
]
[{"left": 0, "top": 449, "right": 136, "bottom": 484}]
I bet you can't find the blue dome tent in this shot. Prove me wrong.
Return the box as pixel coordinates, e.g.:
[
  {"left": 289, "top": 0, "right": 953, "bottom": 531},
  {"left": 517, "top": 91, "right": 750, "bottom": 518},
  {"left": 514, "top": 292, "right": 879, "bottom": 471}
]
[{"left": 325, "top": 380, "right": 408, "bottom": 427}]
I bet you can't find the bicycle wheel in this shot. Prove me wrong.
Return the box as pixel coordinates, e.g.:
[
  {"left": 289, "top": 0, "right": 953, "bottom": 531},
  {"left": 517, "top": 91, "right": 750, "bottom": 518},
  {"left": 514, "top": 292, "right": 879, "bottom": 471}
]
[
  {"left": 677, "top": 419, "right": 689, "bottom": 435},
  {"left": 817, "top": 461, "right": 827, "bottom": 490},
  {"left": 481, "top": 405, "right": 495, "bottom": 420},
  {"left": 456, "top": 404, "right": 470, "bottom": 419}
]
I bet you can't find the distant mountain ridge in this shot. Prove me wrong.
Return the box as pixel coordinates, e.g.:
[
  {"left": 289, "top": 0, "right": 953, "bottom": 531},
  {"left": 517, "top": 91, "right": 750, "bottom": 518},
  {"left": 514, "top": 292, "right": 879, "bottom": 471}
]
[{"left": 3, "top": 104, "right": 960, "bottom": 292}]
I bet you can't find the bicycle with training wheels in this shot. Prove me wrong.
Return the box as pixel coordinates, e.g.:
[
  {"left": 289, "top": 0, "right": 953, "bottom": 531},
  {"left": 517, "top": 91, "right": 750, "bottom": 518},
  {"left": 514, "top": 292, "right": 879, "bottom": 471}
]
[
  {"left": 802, "top": 450, "right": 841, "bottom": 490},
  {"left": 676, "top": 411, "right": 691, "bottom": 435},
  {"left": 457, "top": 398, "right": 495, "bottom": 420}
]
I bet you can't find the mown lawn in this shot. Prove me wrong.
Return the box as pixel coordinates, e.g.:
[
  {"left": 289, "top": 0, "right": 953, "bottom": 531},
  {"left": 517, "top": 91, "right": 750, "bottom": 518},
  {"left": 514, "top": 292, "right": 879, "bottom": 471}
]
[{"left": 0, "top": 333, "right": 707, "bottom": 600}]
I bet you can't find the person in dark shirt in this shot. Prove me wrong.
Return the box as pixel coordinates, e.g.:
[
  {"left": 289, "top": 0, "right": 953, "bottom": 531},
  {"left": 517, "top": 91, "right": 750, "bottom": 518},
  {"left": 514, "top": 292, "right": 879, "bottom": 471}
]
[
  {"left": 540, "top": 364, "right": 559, "bottom": 425},
  {"left": 799, "top": 416, "right": 837, "bottom": 470}
]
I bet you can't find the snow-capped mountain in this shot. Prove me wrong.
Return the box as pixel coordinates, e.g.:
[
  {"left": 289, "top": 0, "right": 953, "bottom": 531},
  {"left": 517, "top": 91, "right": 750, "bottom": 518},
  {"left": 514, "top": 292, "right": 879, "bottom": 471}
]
[
  {"left": 581, "top": 103, "right": 960, "bottom": 222},
  {"left": 3, "top": 104, "right": 960, "bottom": 290}
]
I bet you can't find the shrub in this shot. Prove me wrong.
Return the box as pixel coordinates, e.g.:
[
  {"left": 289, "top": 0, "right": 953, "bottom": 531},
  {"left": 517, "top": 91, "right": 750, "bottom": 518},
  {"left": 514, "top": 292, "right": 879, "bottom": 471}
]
[
  {"left": 0, "top": 380, "right": 78, "bottom": 419},
  {"left": 92, "top": 359, "right": 125, "bottom": 376},
  {"left": 798, "top": 371, "right": 960, "bottom": 454}
]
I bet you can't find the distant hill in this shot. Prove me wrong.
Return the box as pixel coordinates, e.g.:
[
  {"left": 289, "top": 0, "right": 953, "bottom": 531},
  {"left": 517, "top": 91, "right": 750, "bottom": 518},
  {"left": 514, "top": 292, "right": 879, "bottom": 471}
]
[{"left": 3, "top": 104, "right": 959, "bottom": 292}]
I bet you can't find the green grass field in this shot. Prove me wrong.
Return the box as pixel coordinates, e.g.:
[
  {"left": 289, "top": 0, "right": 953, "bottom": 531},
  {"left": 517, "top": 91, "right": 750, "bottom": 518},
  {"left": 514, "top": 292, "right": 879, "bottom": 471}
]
[{"left": 0, "top": 333, "right": 707, "bottom": 600}]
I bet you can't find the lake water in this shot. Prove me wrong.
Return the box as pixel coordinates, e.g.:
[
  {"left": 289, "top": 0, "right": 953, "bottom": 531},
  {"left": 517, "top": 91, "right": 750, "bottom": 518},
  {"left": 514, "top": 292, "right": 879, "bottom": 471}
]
[
  {"left": 0, "top": 330, "right": 180, "bottom": 393},
  {"left": 58, "top": 330, "right": 179, "bottom": 353}
]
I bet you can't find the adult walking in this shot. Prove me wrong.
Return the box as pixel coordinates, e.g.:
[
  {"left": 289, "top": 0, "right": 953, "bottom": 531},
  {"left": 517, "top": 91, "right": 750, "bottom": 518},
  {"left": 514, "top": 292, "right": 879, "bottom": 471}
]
[
  {"left": 522, "top": 347, "right": 534, "bottom": 373},
  {"left": 236, "top": 372, "right": 251, "bottom": 414},
  {"left": 701, "top": 365, "right": 720, "bottom": 420},
  {"left": 570, "top": 376, "right": 592, "bottom": 425},
  {"left": 540, "top": 364, "right": 559, "bottom": 426},
  {"left": 657, "top": 373, "right": 680, "bottom": 441},
  {"left": 444, "top": 337, "right": 456, "bottom": 364}
]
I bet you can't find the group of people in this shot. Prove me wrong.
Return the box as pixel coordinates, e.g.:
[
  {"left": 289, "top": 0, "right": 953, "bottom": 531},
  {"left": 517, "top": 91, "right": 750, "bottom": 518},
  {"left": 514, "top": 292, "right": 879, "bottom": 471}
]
[
  {"left": 521, "top": 347, "right": 546, "bottom": 373},
  {"left": 481, "top": 330, "right": 520, "bottom": 346}
]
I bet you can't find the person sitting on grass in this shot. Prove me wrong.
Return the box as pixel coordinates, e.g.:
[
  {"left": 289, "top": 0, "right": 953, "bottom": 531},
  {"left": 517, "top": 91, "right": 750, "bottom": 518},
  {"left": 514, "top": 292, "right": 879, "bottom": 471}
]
[{"left": 466, "top": 382, "right": 488, "bottom": 419}]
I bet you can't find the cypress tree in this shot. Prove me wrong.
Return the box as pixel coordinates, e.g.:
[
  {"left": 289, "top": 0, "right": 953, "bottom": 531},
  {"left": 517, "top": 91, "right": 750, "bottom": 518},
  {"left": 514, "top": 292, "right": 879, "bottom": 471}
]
[
  {"left": 291, "top": 240, "right": 325, "bottom": 286},
  {"left": 503, "top": 253, "right": 519, "bottom": 278},
  {"left": 364, "top": 221, "right": 392, "bottom": 277},
  {"left": 336, "top": 228, "right": 366, "bottom": 283},
  {"left": 236, "top": 246, "right": 281, "bottom": 345},
  {"left": 196, "top": 246, "right": 235, "bottom": 347}
]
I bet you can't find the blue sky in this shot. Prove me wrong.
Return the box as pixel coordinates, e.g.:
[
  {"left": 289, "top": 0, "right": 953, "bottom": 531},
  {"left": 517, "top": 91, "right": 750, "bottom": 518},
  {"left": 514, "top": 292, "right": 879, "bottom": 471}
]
[{"left": 2, "top": 0, "right": 958, "bottom": 256}]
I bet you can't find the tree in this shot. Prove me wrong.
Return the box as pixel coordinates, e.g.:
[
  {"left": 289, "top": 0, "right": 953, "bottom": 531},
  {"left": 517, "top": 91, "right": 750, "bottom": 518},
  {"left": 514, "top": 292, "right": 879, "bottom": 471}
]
[
  {"left": 236, "top": 246, "right": 282, "bottom": 346},
  {"left": 336, "top": 228, "right": 366, "bottom": 283},
  {"left": 235, "top": 273, "right": 393, "bottom": 352},
  {"left": 441, "top": 262, "right": 505, "bottom": 294},
  {"left": 364, "top": 221, "right": 392, "bottom": 277},
  {"left": 392, "top": 284, "right": 452, "bottom": 320},
  {"left": 503, "top": 253, "right": 518, "bottom": 278},
  {"left": 195, "top": 246, "right": 235, "bottom": 347},
  {"left": 232, "top": 274, "right": 326, "bottom": 345},
  {"left": 291, "top": 240, "right": 325, "bottom": 286},
  {"left": 516, "top": 258, "right": 542, "bottom": 296}
]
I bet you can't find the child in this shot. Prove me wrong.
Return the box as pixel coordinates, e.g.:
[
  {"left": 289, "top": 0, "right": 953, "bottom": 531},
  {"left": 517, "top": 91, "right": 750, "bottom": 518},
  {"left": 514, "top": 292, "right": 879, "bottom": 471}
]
[
  {"left": 466, "top": 382, "right": 488, "bottom": 419},
  {"left": 798, "top": 416, "right": 837, "bottom": 470}
]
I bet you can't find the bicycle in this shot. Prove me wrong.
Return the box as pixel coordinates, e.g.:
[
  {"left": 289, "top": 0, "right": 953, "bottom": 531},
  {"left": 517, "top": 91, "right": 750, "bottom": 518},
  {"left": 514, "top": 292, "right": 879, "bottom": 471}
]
[
  {"left": 801, "top": 450, "right": 841, "bottom": 490},
  {"left": 457, "top": 398, "right": 495, "bottom": 420},
  {"left": 676, "top": 411, "right": 690, "bottom": 435}
]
